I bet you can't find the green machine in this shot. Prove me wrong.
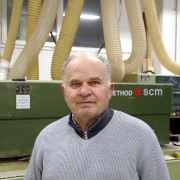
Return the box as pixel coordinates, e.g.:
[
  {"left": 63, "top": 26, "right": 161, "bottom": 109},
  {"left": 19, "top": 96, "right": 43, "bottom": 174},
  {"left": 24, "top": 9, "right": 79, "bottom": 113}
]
[
  {"left": 0, "top": 80, "right": 179, "bottom": 180},
  {"left": 123, "top": 74, "right": 180, "bottom": 134},
  {"left": 122, "top": 74, "right": 180, "bottom": 180},
  {"left": 0, "top": 80, "right": 69, "bottom": 158},
  {"left": 111, "top": 82, "right": 172, "bottom": 144}
]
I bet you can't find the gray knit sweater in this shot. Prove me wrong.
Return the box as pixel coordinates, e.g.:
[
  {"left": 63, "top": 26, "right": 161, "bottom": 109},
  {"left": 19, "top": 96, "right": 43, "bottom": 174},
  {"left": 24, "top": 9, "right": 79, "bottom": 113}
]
[{"left": 24, "top": 110, "right": 170, "bottom": 180}]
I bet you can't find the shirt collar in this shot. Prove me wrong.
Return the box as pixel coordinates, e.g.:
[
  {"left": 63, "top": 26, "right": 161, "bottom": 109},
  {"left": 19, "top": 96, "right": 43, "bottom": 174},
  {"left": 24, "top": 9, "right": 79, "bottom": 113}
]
[{"left": 68, "top": 108, "right": 114, "bottom": 139}]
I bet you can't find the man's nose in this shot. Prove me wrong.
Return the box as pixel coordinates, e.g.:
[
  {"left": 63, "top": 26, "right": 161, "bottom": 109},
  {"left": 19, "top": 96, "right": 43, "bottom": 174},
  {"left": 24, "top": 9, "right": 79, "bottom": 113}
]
[{"left": 79, "top": 84, "right": 92, "bottom": 96}]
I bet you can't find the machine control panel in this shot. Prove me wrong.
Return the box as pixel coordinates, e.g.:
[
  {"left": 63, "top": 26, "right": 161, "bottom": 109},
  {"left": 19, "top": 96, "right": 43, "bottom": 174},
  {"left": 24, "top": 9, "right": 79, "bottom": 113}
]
[
  {"left": 156, "top": 76, "right": 180, "bottom": 113},
  {"left": 156, "top": 76, "right": 180, "bottom": 134}
]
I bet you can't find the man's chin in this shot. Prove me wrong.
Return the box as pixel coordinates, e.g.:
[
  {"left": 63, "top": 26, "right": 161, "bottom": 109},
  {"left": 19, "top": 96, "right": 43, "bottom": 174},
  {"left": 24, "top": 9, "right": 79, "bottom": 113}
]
[{"left": 78, "top": 109, "right": 96, "bottom": 118}]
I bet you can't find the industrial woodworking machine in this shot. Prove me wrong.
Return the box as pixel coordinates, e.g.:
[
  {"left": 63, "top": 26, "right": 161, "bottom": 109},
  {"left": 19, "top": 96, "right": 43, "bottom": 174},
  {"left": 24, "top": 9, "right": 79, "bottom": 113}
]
[{"left": 0, "top": 80, "right": 179, "bottom": 180}]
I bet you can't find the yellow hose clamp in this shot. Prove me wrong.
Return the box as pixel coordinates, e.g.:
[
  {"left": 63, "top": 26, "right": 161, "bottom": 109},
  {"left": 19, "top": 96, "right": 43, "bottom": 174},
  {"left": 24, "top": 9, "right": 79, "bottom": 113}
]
[{"left": 175, "top": 152, "right": 180, "bottom": 158}]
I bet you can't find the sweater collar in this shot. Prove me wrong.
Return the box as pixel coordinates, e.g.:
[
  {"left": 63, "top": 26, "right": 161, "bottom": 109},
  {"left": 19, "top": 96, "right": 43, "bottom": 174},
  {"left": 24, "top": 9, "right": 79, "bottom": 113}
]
[{"left": 68, "top": 108, "right": 114, "bottom": 139}]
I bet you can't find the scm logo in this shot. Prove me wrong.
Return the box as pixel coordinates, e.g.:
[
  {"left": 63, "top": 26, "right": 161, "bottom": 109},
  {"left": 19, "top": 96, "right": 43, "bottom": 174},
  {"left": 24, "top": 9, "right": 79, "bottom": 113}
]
[
  {"left": 143, "top": 88, "right": 163, "bottom": 96},
  {"left": 113, "top": 88, "right": 163, "bottom": 96}
]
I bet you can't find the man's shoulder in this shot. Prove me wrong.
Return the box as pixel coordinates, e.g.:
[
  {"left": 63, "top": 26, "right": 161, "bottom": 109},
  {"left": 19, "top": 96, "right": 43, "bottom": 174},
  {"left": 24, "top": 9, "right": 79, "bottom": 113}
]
[
  {"left": 38, "top": 115, "right": 70, "bottom": 138},
  {"left": 113, "top": 110, "right": 155, "bottom": 136},
  {"left": 111, "top": 110, "right": 158, "bottom": 149},
  {"left": 32, "top": 115, "right": 71, "bottom": 154},
  {"left": 46, "top": 115, "right": 69, "bottom": 128}
]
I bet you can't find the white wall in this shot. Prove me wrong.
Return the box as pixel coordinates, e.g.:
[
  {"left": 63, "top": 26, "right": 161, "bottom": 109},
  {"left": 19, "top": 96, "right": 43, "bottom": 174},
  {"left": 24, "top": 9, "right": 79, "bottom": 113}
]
[
  {"left": 0, "top": 44, "right": 56, "bottom": 80},
  {"left": 151, "top": 0, "right": 180, "bottom": 74},
  {"left": 176, "top": 0, "right": 180, "bottom": 61},
  {"left": 161, "top": 0, "right": 178, "bottom": 74}
]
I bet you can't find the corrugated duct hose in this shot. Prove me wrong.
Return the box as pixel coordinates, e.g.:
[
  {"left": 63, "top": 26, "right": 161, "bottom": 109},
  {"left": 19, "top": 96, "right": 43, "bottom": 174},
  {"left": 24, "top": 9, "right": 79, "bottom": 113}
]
[
  {"left": 143, "top": 0, "right": 180, "bottom": 74},
  {"left": 100, "top": 0, "right": 125, "bottom": 82},
  {"left": 100, "top": 0, "right": 146, "bottom": 82},
  {"left": 26, "top": 0, "right": 42, "bottom": 80},
  {"left": 0, "top": 0, "right": 24, "bottom": 80},
  {"left": 124, "top": 0, "right": 146, "bottom": 74},
  {"left": 8, "top": 0, "right": 60, "bottom": 79},
  {"left": 51, "top": 0, "right": 84, "bottom": 80}
]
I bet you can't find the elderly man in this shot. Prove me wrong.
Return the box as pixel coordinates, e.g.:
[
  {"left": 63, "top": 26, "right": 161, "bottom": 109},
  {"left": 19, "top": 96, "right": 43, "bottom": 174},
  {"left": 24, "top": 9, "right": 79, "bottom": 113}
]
[{"left": 24, "top": 54, "right": 170, "bottom": 180}]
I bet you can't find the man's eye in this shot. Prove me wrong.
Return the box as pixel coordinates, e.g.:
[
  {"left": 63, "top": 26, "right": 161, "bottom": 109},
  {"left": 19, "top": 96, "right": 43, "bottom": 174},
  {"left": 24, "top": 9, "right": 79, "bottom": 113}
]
[
  {"left": 71, "top": 83, "right": 80, "bottom": 87},
  {"left": 91, "top": 81, "right": 99, "bottom": 85}
]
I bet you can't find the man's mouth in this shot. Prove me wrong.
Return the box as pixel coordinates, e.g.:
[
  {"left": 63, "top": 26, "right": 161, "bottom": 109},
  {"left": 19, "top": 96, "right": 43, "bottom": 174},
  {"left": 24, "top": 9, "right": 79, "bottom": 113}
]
[
  {"left": 78, "top": 101, "right": 95, "bottom": 104},
  {"left": 76, "top": 100, "right": 96, "bottom": 105}
]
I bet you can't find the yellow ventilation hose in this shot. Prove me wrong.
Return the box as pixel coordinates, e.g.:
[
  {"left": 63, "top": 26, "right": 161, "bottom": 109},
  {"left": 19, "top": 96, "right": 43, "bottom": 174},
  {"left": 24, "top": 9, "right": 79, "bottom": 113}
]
[
  {"left": 26, "top": 0, "right": 42, "bottom": 80},
  {"left": 8, "top": 0, "right": 61, "bottom": 79},
  {"left": 51, "top": 0, "right": 84, "bottom": 80},
  {"left": 124, "top": 0, "right": 146, "bottom": 74},
  {"left": 100, "top": 0, "right": 146, "bottom": 81},
  {"left": 143, "top": 0, "right": 180, "bottom": 74},
  {"left": 0, "top": 0, "right": 24, "bottom": 80},
  {"left": 100, "top": 0, "right": 125, "bottom": 82}
]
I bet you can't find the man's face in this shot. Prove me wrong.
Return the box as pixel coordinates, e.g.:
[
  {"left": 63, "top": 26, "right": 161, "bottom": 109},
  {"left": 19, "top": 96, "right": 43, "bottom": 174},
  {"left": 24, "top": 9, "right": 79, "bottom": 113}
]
[{"left": 61, "top": 55, "right": 114, "bottom": 121}]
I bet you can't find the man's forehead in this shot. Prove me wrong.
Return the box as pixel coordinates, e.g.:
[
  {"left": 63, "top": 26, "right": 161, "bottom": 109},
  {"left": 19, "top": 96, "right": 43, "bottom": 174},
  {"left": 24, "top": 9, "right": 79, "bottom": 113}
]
[
  {"left": 66, "top": 58, "right": 105, "bottom": 73},
  {"left": 64, "top": 55, "right": 107, "bottom": 83},
  {"left": 68, "top": 55, "right": 103, "bottom": 66}
]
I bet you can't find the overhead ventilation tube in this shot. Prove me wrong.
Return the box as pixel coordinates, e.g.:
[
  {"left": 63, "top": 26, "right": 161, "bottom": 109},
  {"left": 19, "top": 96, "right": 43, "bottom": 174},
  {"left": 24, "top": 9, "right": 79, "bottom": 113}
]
[
  {"left": 26, "top": 0, "right": 42, "bottom": 80},
  {"left": 124, "top": 0, "right": 146, "bottom": 74},
  {"left": 143, "top": 0, "right": 180, "bottom": 74},
  {"left": 8, "top": 0, "right": 60, "bottom": 79},
  {"left": 100, "top": 0, "right": 125, "bottom": 82},
  {"left": 51, "top": 0, "right": 84, "bottom": 80},
  {"left": 0, "top": 0, "right": 24, "bottom": 80},
  {"left": 100, "top": 0, "right": 146, "bottom": 82}
]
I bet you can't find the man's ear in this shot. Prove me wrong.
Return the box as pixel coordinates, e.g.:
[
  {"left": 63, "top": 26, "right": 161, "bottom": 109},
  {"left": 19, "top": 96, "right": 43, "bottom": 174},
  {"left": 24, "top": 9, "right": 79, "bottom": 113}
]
[
  {"left": 61, "top": 85, "right": 66, "bottom": 102},
  {"left": 109, "top": 83, "right": 114, "bottom": 99}
]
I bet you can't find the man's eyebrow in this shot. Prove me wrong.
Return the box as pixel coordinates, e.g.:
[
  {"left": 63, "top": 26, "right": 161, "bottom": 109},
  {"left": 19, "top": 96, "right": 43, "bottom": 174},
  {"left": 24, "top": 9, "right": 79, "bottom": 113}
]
[
  {"left": 69, "top": 77, "right": 102, "bottom": 83},
  {"left": 69, "top": 79, "right": 79, "bottom": 84},
  {"left": 89, "top": 77, "right": 102, "bottom": 82}
]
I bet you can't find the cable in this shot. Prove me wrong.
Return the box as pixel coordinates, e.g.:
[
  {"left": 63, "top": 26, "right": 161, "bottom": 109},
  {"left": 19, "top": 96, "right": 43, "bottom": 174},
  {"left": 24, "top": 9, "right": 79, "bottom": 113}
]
[
  {"left": 97, "top": 42, "right": 105, "bottom": 55},
  {"left": 143, "top": 70, "right": 156, "bottom": 74},
  {"left": 118, "top": 0, "right": 123, "bottom": 22},
  {"left": 50, "top": 31, "right": 56, "bottom": 44}
]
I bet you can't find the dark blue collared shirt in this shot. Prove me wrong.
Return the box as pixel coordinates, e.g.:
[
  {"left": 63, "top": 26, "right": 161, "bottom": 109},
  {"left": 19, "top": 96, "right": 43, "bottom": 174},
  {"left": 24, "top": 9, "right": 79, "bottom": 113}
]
[{"left": 68, "top": 108, "right": 114, "bottom": 139}]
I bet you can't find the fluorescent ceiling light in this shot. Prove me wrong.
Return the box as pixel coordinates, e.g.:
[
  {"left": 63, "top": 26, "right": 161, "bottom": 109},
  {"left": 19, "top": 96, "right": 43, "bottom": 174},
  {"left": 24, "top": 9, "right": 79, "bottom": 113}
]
[
  {"left": 80, "top": 14, "right": 100, "bottom": 20},
  {"left": 63, "top": 13, "right": 100, "bottom": 20}
]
